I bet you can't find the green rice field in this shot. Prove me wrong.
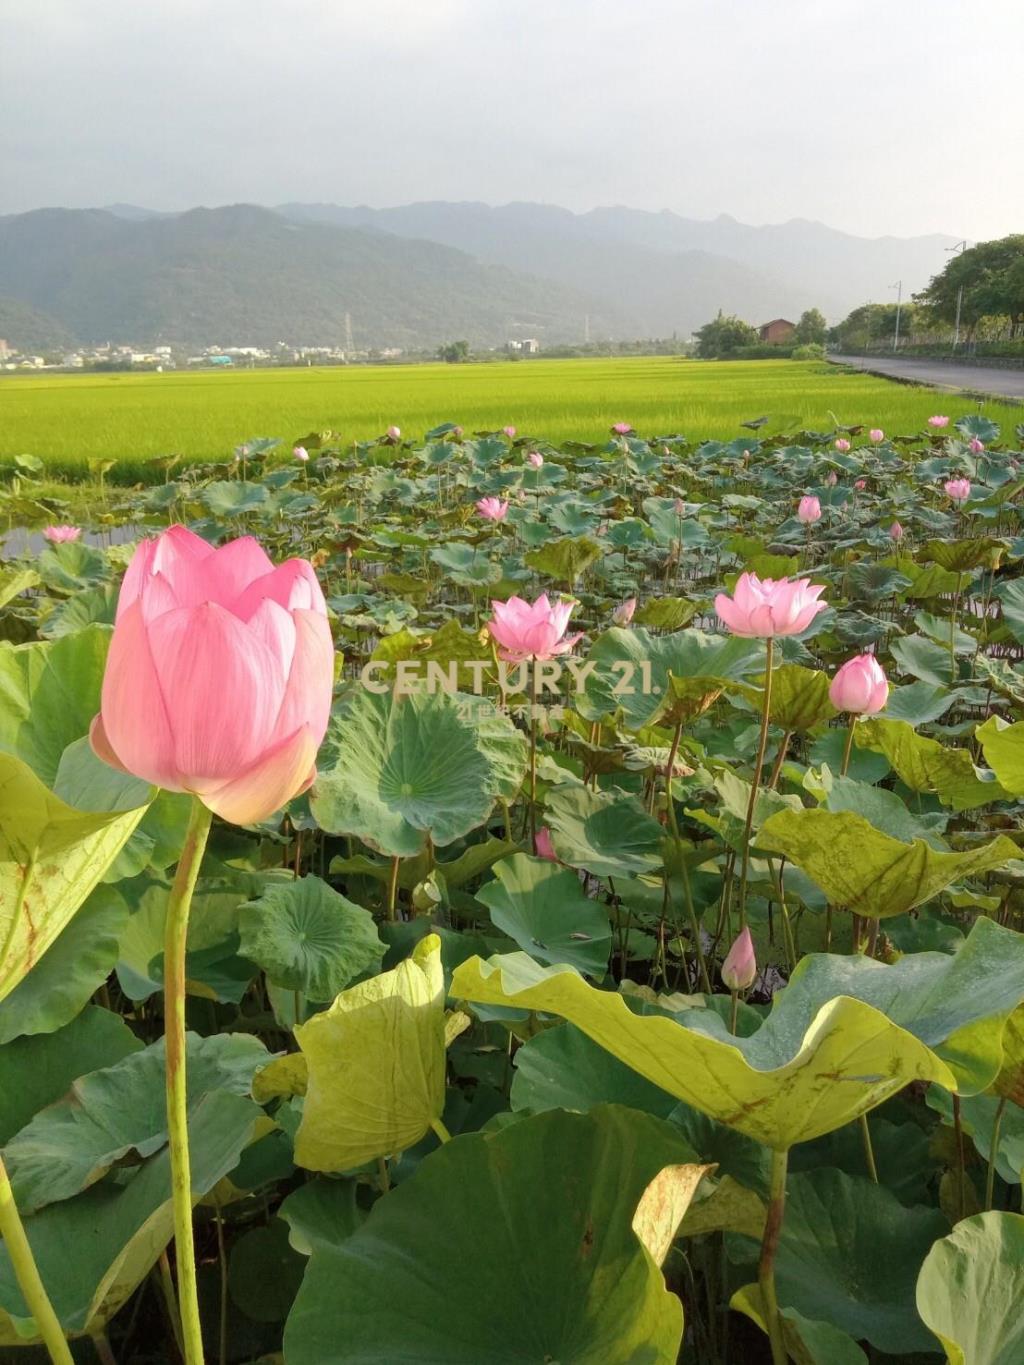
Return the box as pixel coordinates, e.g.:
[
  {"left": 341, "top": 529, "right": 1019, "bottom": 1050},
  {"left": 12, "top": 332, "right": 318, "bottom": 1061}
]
[{"left": 2, "top": 357, "right": 1020, "bottom": 480}]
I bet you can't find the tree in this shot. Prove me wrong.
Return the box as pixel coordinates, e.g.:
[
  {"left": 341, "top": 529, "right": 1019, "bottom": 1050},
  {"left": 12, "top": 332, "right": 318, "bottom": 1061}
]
[
  {"left": 831, "top": 302, "right": 917, "bottom": 351},
  {"left": 794, "top": 308, "right": 827, "bottom": 345},
  {"left": 694, "top": 312, "right": 757, "bottom": 358},
  {"left": 915, "top": 235, "right": 1024, "bottom": 339},
  {"left": 437, "top": 340, "right": 470, "bottom": 363}
]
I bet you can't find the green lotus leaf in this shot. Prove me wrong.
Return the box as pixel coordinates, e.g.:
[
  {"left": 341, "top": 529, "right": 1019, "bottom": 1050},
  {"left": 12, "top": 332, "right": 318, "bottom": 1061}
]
[
  {"left": 761, "top": 662, "right": 837, "bottom": 731},
  {"left": 921, "top": 536, "right": 1006, "bottom": 572},
  {"left": 544, "top": 783, "right": 664, "bottom": 879},
  {"left": 200, "top": 480, "right": 269, "bottom": 515},
  {"left": 38, "top": 584, "right": 119, "bottom": 639},
  {"left": 279, "top": 1178, "right": 364, "bottom": 1256},
  {"left": 293, "top": 933, "right": 446, "bottom": 1172},
  {"left": 451, "top": 951, "right": 955, "bottom": 1148},
  {"left": 634, "top": 596, "right": 698, "bottom": 630},
  {"left": 0, "top": 1088, "right": 259, "bottom": 1342},
  {"left": 732, "top": 1168, "right": 947, "bottom": 1355},
  {"left": 36, "top": 542, "right": 111, "bottom": 594},
  {"left": 976, "top": 715, "right": 1024, "bottom": 796},
  {"left": 779, "top": 917, "right": 1024, "bottom": 1093},
  {"left": 0, "top": 567, "right": 39, "bottom": 611},
  {"left": 511, "top": 1019, "right": 678, "bottom": 1118},
  {"left": 476, "top": 853, "right": 612, "bottom": 977},
  {"left": 311, "top": 688, "right": 526, "bottom": 855},
  {"left": 228, "top": 1219, "right": 306, "bottom": 1324},
  {"left": 855, "top": 717, "right": 1008, "bottom": 810},
  {"left": 916, "top": 1211, "right": 1024, "bottom": 1365},
  {"left": 524, "top": 533, "right": 602, "bottom": 585},
  {"left": 825, "top": 775, "right": 948, "bottom": 849},
  {"left": 0, "top": 754, "right": 149, "bottom": 1005},
  {"left": 0, "top": 885, "right": 127, "bottom": 1043},
  {"left": 0, "top": 1006, "right": 142, "bottom": 1145},
  {"left": 4, "top": 1031, "right": 269, "bottom": 1212},
  {"left": 889, "top": 632, "right": 958, "bottom": 685},
  {"left": 284, "top": 1105, "right": 708, "bottom": 1365},
  {"left": 731, "top": 1284, "right": 868, "bottom": 1365},
  {"left": 927, "top": 1090, "right": 1024, "bottom": 1185},
  {"left": 238, "top": 874, "right": 384, "bottom": 1000},
  {"left": 882, "top": 680, "right": 957, "bottom": 725},
  {"left": 755, "top": 807, "right": 1016, "bottom": 921}
]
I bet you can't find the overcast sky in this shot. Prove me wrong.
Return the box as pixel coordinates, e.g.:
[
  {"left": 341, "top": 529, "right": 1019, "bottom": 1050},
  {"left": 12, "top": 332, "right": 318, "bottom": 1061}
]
[{"left": 3, "top": 0, "right": 1021, "bottom": 241}]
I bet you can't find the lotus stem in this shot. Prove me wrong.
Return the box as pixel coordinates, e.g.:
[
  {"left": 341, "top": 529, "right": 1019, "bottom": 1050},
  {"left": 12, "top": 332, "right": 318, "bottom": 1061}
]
[
  {"left": 430, "top": 1117, "right": 453, "bottom": 1144},
  {"left": 986, "top": 1096, "right": 1007, "bottom": 1211},
  {"left": 860, "top": 1114, "right": 879, "bottom": 1183},
  {"left": 0, "top": 1154, "right": 73, "bottom": 1365},
  {"left": 664, "top": 721, "right": 713, "bottom": 994},
  {"left": 386, "top": 855, "right": 400, "bottom": 921},
  {"left": 739, "top": 637, "right": 774, "bottom": 928},
  {"left": 840, "top": 715, "right": 857, "bottom": 777},
  {"left": 164, "top": 795, "right": 214, "bottom": 1365},
  {"left": 758, "top": 1146, "right": 790, "bottom": 1365}
]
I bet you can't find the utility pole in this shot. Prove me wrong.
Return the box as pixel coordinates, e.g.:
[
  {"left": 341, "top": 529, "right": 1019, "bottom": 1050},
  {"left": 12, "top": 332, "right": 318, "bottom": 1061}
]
[
  {"left": 890, "top": 280, "right": 903, "bottom": 352},
  {"left": 344, "top": 312, "right": 353, "bottom": 353},
  {"left": 945, "top": 240, "right": 968, "bottom": 352}
]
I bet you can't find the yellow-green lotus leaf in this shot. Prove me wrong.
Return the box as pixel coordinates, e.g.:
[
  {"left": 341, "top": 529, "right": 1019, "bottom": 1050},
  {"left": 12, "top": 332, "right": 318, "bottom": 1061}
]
[
  {"left": 0, "top": 754, "right": 149, "bottom": 1004},
  {"left": 755, "top": 808, "right": 1016, "bottom": 921},
  {"left": 294, "top": 934, "right": 445, "bottom": 1172},
  {"left": 977, "top": 715, "right": 1024, "bottom": 796},
  {"left": 451, "top": 952, "right": 956, "bottom": 1149},
  {"left": 856, "top": 718, "right": 1008, "bottom": 811}
]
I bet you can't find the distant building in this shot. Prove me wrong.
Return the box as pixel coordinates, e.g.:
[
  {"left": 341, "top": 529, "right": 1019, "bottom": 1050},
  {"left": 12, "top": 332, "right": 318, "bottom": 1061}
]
[
  {"left": 758, "top": 318, "right": 796, "bottom": 344},
  {"left": 508, "top": 338, "right": 540, "bottom": 354}
]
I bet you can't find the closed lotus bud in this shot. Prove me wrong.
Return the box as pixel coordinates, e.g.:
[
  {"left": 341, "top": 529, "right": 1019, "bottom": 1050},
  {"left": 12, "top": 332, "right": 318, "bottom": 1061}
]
[
  {"left": 889, "top": 520, "right": 904, "bottom": 540},
  {"left": 968, "top": 438, "right": 985, "bottom": 454},
  {"left": 826, "top": 472, "right": 838, "bottom": 487},
  {"left": 535, "top": 827, "right": 558, "bottom": 861},
  {"left": 527, "top": 450, "right": 544, "bottom": 468},
  {"left": 797, "top": 495, "right": 822, "bottom": 523},
  {"left": 855, "top": 479, "right": 867, "bottom": 490},
  {"left": 835, "top": 438, "right": 851, "bottom": 452},
  {"left": 869, "top": 428, "right": 884, "bottom": 443},
  {"left": 386, "top": 425, "right": 401, "bottom": 440},
  {"left": 722, "top": 927, "right": 757, "bottom": 992},
  {"left": 293, "top": 445, "right": 309, "bottom": 462},
  {"left": 829, "top": 653, "right": 889, "bottom": 715},
  {"left": 613, "top": 596, "right": 637, "bottom": 626},
  {"left": 503, "top": 425, "right": 517, "bottom": 439},
  {"left": 944, "top": 478, "right": 971, "bottom": 504}
]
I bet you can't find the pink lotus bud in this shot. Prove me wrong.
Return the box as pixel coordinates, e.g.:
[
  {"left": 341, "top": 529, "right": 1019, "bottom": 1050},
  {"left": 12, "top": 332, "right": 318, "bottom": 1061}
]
[
  {"left": 452, "top": 425, "right": 463, "bottom": 439},
  {"left": 928, "top": 415, "right": 950, "bottom": 428},
  {"left": 715, "top": 572, "right": 827, "bottom": 639},
  {"left": 944, "top": 478, "right": 971, "bottom": 504},
  {"left": 869, "top": 428, "right": 884, "bottom": 443},
  {"left": 613, "top": 596, "right": 637, "bottom": 626},
  {"left": 855, "top": 479, "right": 867, "bottom": 490},
  {"left": 90, "top": 526, "right": 334, "bottom": 825},
  {"left": 889, "top": 520, "right": 904, "bottom": 540},
  {"left": 503, "top": 425, "right": 517, "bottom": 439},
  {"left": 386, "top": 425, "right": 401, "bottom": 440},
  {"left": 488, "top": 594, "right": 581, "bottom": 662},
  {"left": 293, "top": 446, "right": 309, "bottom": 462},
  {"left": 721, "top": 927, "right": 757, "bottom": 992},
  {"left": 829, "top": 653, "right": 889, "bottom": 715},
  {"left": 834, "top": 438, "right": 851, "bottom": 453},
  {"left": 535, "top": 827, "right": 557, "bottom": 861},
  {"left": 611, "top": 422, "right": 633, "bottom": 435},
  {"left": 476, "top": 497, "right": 509, "bottom": 522},
  {"left": 968, "top": 437, "right": 985, "bottom": 454},
  {"left": 527, "top": 450, "right": 544, "bottom": 468},
  {"left": 798, "top": 495, "right": 822, "bottom": 523},
  {"left": 825, "top": 472, "right": 838, "bottom": 487},
  {"left": 42, "top": 525, "right": 82, "bottom": 543},
  {"left": 674, "top": 498, "right": 685, "bottom": 515}
]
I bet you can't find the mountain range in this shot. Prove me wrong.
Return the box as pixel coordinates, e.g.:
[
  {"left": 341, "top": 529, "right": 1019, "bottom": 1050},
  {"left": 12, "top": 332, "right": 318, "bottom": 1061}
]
[{"left": 0, "top": 200, "right": 957, "bottom": 352}]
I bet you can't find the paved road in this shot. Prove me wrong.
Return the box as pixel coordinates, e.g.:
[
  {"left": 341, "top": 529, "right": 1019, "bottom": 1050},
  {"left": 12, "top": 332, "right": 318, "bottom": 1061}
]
[{"left": 830, "top": 354, "right": 1024, "bottom": 401}]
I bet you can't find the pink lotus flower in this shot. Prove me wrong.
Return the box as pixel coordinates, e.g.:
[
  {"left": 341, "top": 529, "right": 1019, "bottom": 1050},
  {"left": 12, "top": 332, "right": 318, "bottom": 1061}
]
[
  {"left": 613, "top": 596, "right": 637, "bottom": 626},
  {"left": 968, "top": 437, "right": 985, "bottom": 454},
  {"left": 889, "top": 520, "right": 904, "bottom": 540},
  {"left": 535, "top": 827, "right": 558, "bottom": 861},
  {"left": 386, "top": 425, "right": 401, "bottom": 440},
  {"left": 797, "top": 495, "right": 822, "bottom": 523},
  {"left": 611, "top": 422, "right": 633, "bottom": 435},
  {"left": 715, "top": 573, "right": 827, "bottom": 639},
  {"left": 527, "top": 450, "right": 544, "bottom": 469},
  {"left": 854, "top": 479, "right": 867, "bottom": 491},
  {"left": 829, "top": 653, "right": 889, "bottom": 715},
  {"left": 503, "top": 425, "right": 517, "bottom": 439},
  {"left": 90, "top": 526, "right": 333, "bottom": 825},
  {"left": 869, "top": 428, "right": 884, "bottom": 443},
  {"left": 42, "top": 526, "right": 82, "bottom": 543},
  {"left": 721, "top": 927, "right": 757, "bottom": 992},
  {"left": 928, "top": 415, "right": 950, "bottom": 428},
  {"left": 452, "top": 425, "right": 464, "bottom": 439},
  {"left": 945, "top": 478, "right": 971, "bottom": 504},
  {"left": 488, "top": 593, "right": 581, "bottom": 662},
  {"left": 825, "top": 472, "right": 838, "bottom": 487},
  {"left": 293, "top": 446, "right": 309, "bottom": 462},
  {"left": 834, "top": 438, "right": 851, "bottom": 453},
  {"left": 476, "top": 497, "right": 509, "bottom": 522}
]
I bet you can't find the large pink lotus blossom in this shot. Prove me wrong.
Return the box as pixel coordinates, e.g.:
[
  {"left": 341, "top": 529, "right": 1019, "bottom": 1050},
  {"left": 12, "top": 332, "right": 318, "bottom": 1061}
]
[
  {"left": 715, "top": 573, "right": 827, "bottom": 639},
  {"left": 90, "top": 526, "right": 334, "bottom": 825},
  {"left": 829, "top": 654, "right": 889, "bottom": 715},
  {"left": 722, "top": 927, "right": 757, "bottom": 992},
  {"left": 928, "top": 415, "right": 950, "bottom": 428},
  {"left": 834, "top": 438, "right": 851, "bottom": 453},
  {"left": 488, "top": 593, "right": 581, "bottom": 662},
  {"left": 797, "top": 495, "right": 822, "bottom": 524},
  {"left": 945, "top": 478, "right": 971, "bottom": 504},
  {"left": 611, "top": 422, "right": 633, "bottom": 435},
  {"left": 869, "top": 428, "right": 884, "bottom": 443},
  {"left": 613, "top": 596, "right": 637, "bottom": 626},
  {"left": 476, "top": 497, "right": 509, "bottom": 522},
  {"left": 43, "top": 526, "right": 82, "bottom": 543}
]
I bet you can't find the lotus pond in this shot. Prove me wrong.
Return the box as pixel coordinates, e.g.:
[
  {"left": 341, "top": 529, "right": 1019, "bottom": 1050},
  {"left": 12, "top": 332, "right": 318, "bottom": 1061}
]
[{"left": 1, "top": 413, "right": 1024, "bottom": 1364}]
